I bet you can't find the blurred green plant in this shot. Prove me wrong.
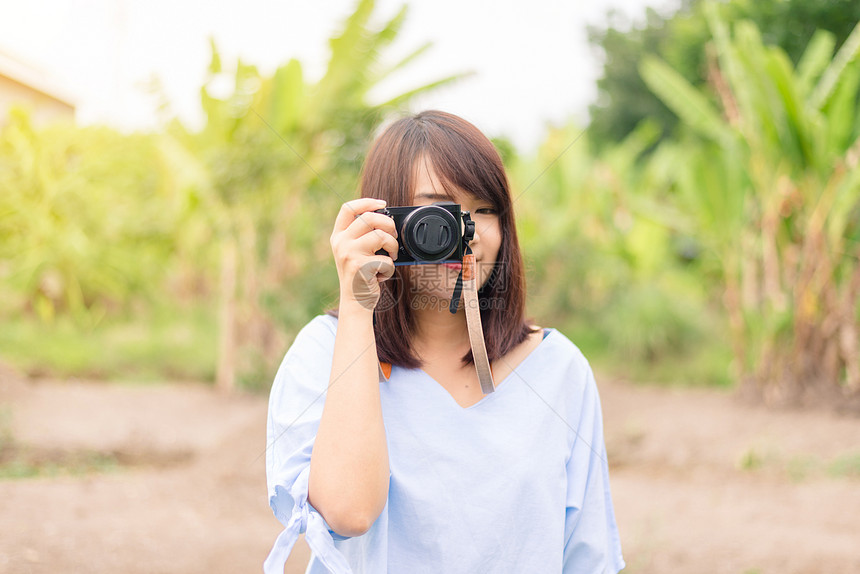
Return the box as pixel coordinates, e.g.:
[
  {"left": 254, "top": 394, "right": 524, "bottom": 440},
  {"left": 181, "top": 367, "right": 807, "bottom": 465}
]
[
  {"left": 0, "top": 111, "right": 182, "bottom": 326},
  {"left": 588, "top": 0, "right": 860, "bottom": 148},
  {"left": 512, "top": 119, "right": 729, "bottom": 385},
  {"left": 0, "top": 447, "right": 122, "bottom": 480},
  {"left": 828, "top": 453, "right": 860, "bottom": 478},
  {"left": 0, "top": 303, "right": 217, "bottom": 381},
  {"left": 640, "top": 4, "right": 860, "bottom": 403}
]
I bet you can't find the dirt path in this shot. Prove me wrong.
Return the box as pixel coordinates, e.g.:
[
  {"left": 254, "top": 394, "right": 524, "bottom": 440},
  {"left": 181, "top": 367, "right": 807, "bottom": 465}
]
[
  {"left": 600, "top": 382, "right": 860, "bottom": 573},
  {"left": 1, "top": 372, "right": 858, "bottom": 573}
]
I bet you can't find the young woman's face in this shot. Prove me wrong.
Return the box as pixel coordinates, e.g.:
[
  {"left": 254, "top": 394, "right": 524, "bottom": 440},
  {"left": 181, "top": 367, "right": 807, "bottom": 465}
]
[{"left": 404, "top": 157, "right": 502, "bottom": 305}]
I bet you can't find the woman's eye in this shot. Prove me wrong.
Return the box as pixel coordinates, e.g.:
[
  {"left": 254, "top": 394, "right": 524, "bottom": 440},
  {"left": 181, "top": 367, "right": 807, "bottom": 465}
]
[{"left": 475, "top": 208, "right": 497, "bottom": 214}]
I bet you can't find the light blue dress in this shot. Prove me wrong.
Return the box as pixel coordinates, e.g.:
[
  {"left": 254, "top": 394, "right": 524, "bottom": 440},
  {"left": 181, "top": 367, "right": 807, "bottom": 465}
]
[{"left": 264, "top": 314, "right": 625, "bottom": 573}]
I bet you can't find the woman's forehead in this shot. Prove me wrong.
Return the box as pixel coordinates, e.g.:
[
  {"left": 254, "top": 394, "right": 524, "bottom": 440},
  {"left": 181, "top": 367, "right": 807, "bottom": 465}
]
[
  {"left": 409, "top": 155, "right": 496, "bottom": 206},
  {"left": 412, "top": 169, "right": 463, "bottom": 201}
]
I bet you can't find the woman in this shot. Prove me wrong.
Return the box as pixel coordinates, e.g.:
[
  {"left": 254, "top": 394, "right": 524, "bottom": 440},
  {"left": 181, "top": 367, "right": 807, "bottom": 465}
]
[{"left": 265, "top": 111, "right": 624, "bottom": 573}]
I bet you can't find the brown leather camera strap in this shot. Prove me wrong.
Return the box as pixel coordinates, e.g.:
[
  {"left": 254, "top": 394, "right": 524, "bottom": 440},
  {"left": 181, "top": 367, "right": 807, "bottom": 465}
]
[{"left": 461, "top": 252, "right": 496, "bottom": 394}]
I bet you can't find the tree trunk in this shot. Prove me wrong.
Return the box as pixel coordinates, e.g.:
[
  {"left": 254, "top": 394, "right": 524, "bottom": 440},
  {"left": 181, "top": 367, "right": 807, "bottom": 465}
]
[{"left": 216, "top": 238, "right": 238, "bottom": 392}]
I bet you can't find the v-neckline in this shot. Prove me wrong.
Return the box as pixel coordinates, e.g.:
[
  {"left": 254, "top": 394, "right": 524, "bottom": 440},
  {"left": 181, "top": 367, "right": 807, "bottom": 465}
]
[{"left": 413, "top": 328, "right": 555, "bottom": 410}]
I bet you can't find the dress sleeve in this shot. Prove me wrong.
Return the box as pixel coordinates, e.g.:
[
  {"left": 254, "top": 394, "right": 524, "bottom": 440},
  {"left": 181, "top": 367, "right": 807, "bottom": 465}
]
[
  {"left": 562, "top": 364, "right": 625, "bottom": 574},
  {"left": 264, "top": 315, "right": 353, "bottom": 574}
]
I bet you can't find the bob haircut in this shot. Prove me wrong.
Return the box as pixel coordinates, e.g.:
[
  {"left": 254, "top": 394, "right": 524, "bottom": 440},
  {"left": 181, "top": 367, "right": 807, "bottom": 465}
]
[{"left": 326, "top": 110, "right": 539, "bottom": 369}]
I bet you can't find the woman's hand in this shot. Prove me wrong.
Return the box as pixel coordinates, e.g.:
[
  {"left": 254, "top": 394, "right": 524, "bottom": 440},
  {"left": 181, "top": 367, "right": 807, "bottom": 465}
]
[{"left": 330, "top": 198, "right": 399, "bottom": 310}]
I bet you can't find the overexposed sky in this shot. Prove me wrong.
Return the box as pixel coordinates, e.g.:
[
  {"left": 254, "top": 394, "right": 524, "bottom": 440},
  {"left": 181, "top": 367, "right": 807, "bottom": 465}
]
[{"left": 0, "top": 0, "right": 674, "bottom": 151}]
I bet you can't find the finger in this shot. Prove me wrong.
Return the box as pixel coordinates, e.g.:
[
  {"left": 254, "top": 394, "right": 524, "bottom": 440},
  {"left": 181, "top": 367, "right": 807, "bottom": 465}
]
[
  {"left": 342, "top": 211, "right": 397, "bottom": 242},
  {"left": 333, "top": 198, "right": 387, "bottom": 234},
  {"left": 354, "top": 227, "right": 399, "bottom": 260}
]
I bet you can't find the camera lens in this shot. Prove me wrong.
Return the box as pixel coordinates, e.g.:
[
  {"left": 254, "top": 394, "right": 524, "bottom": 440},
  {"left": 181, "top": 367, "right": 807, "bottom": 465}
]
[{"left": 401, "top": 205, "right": 460, "bottom": 262}]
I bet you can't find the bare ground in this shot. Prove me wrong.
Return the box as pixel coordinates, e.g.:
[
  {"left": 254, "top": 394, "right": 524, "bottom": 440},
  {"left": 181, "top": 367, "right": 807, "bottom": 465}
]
[{"left": 1, "top": 370, "right": 858, "bottom": 574}]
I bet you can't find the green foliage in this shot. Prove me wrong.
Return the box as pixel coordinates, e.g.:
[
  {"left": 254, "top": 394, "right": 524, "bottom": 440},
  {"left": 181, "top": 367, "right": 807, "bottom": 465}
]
[
  {"left": 639, "top": 56, "right": 733, "bottom": 144},
  {"left": 641, "top": 5, "right": 860, "bottom": 399},
  {"left": 0, "top": 448, "right": 122, "bottom": 480},
  {"left": 588, "top": 6, "right": 691, "bottom": 149},
  {"left": 588, "top": 0, "right": 860, "bottom": 147},
  {"left": 0, "top": 110, "right": 184, "bottom": 325},
  {"left": 734, "top": 446, "right": 860, "bottom": 481},
  {"left": 0, "top": 304, "right": 218, "bottom": 381},
  {"left": 828, "top": 453, "right": 860, "bottom": 479},
  {"left": 511, "top": 120, "right": 729, "bottom": 385}
]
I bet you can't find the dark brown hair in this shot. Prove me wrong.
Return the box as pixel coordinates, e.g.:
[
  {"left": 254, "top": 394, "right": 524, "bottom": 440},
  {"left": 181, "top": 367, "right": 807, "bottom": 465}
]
[{"left": 325, "top": 110, "right": 538, "bottom": 369}]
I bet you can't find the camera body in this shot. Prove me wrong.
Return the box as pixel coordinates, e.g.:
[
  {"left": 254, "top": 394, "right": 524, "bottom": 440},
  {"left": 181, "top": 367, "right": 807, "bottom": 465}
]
[{"left": 374, "top": 201, "right": 475, "bottom": 265}]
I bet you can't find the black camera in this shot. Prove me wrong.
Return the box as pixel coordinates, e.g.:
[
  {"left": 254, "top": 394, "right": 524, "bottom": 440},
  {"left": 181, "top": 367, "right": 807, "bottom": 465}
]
[{"left": 374, "top": 202, "right": 475, "bottom": 265}]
